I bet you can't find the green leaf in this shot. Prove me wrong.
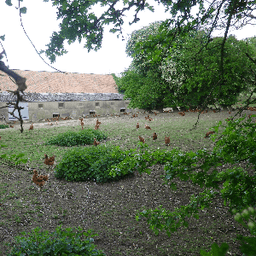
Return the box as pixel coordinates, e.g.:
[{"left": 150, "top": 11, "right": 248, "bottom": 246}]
[
  {"left": 200, "top": 242, "right": 229, "bottom": 256},
  {"left": 5, "top": 0, "right": 12, "bottom": 6},
  {"left": 20, "top": 7, "right": 27, "bottom": 14}
]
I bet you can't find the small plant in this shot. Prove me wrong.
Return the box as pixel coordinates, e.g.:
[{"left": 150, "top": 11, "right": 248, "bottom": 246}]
[
  {"left": 45, "top": 128, "right": 107, "bottom": 147},
  {"left": 1, "top": 143, "right": 28, "bottom": 165},
  {"left": 200, "top": 242, "right": 229, "bottom": 256},
  {"left": 6, "top": 225, "right": 105, "bottom": 256},
  {"left": 0, "top": 124, "right": 9, "bottom": 129},
  {"left": 54, "top": 144, "right": 130, "bottom": 182}
]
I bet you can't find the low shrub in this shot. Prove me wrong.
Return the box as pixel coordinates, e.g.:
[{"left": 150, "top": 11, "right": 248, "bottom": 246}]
[
  {"left": 54, "top": 144, "right": 130, "bottom": 182},
  {"left": 45, "top": 128, "right": 107, "bottom": 147},
  {"left": 6, "top": 225, "right": 105, "bottom": 256},
  {"left": 0, "top": 124, "right": 9, "bottom": 129}
]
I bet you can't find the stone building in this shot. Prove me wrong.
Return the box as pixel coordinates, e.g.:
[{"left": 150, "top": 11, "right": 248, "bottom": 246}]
[{"left": 0, "top": 70, "right": 131, "bottom": 121}]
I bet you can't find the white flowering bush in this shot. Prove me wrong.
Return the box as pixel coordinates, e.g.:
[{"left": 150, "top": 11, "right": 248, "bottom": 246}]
[{"left": 116, "top": 22, "right": 256, "bottom": 110}]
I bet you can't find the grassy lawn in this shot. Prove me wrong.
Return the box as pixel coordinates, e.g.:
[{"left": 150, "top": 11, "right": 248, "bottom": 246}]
[{"left": 0, "top": 109, "right": 254, "bottom": 255}]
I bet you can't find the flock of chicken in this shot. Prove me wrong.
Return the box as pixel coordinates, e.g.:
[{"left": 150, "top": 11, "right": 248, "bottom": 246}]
[
  {"left": 9, "top": 108, "right": 255, "bottom": 189},
  {"left": 136, "top": 116, "right": 171, "bottom": 146}
]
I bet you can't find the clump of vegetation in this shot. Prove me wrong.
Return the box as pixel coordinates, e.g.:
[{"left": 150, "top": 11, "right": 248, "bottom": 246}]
[
  {"left": 54, "top": 144, "right": 131, "bottom": 183},
  {"left": 45, "top": 128, "right": 107, "bottom": 147},
  {"left": 0, "top": 124, "right": 9, "bottom": 129},
  {"left": 6, "top": 225, "right": 105, "bottom": 256}
]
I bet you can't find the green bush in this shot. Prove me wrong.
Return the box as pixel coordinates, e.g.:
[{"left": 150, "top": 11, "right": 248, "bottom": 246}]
[
  {"left": 0, "top": 124, "right": 9, "bottom": 129},
  {"left": 45, "top": 128, "right": 107, "bottom": 147},
  {"left": 54, "top": 144, "right": 131, "bottom": 182},
  {"left": 6, "top": 225, "right": 105, "bottom": 256},
  {"left": 213, "top": 114, "right": 256, "bottom": 169}
]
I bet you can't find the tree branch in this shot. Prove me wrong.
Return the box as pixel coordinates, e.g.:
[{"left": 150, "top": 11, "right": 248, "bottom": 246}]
[{"left": 0, "top": 61, "right": 27, "bottom": 92}]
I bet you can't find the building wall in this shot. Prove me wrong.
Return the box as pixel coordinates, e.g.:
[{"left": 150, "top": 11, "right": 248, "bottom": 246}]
[{"left": 0, "top": 100, "right": 133, "bottom": 122}]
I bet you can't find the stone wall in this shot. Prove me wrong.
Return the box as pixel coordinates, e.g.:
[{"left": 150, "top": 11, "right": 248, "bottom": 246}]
[{"left": 0, "top": 92, "right": 134, "bottom": 122}]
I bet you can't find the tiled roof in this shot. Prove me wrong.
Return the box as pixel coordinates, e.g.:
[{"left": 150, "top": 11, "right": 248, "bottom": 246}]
[{"left": 0, "top": 69, "right": 118, "bottom": 93}]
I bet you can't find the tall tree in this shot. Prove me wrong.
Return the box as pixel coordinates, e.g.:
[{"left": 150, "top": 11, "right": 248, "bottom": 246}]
[{"left": 115, "top": 24, "right": 256, "bottom": 110}]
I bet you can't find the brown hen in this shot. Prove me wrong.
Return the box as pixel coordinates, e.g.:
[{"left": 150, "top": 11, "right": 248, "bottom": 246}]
[
  {"left": 138, "top": 136, "right": 145, "bottom": 143},
  {"left": 93, "top": 138, "right": 100, "bottom": 146},
  {"left": 144, "top": 124, "right": 151, "bottom": 130},
  {"left": 165, "top": 136, "right": 170, "bottom": 146},
  {"left": 44, "top": 154, "right": 55, "bottom": 169},
  {"left": 204, "top": 131, "right": 215, "bottom": 138},
  {"left": 32, "top": 170, "right": 49, "bottom": 189}
]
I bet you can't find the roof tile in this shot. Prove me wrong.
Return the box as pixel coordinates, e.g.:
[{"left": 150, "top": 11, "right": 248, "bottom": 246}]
[{"left": 0, "top": 69, "right": 119, "bottom": 93}]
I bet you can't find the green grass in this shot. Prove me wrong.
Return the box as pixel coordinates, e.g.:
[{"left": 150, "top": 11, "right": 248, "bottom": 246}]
[{"left": 0, "top": 112, "right": 223, "bottom": 171}]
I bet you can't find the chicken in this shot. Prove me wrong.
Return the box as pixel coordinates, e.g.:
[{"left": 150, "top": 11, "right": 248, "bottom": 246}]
[
  {"left": 178, "top": 112, "right": 185, "bottom": 116},
  {"left": 44, "top": 154, "right": 55, "bottom": 169},
  {"left": 10, "top": 125, "right": 14, "bottom": 128},
  {"left": 29, "top": 123, "right": 34, "bottom": 130},
  {"left": 32, "top": 170, "right": 49, "bottom": 189},
  {"left": 153, "top": 132, "right": 157, "bottom": 141},
  {"left": 144, "top": 124, "right": 151, "bottom": 130},
  {"left": 93, "top": 138, "right": 100, "bottom": 146},
  {"left": 148, "top": 118, "right": 154, "bottom": 121},
  {"left": 165, "top": 136, "right": 170, "bottom": 146},
  {"left": 136, "top": 122, "right": 139, "bottom": 129},
  {"left": 138, "top": 136, "right": 145, "bottom": 143},
  {"left": 94, "top": 119, "right": 101, "bottom": 130},
  {"left": 204, "top": 131, "right": 215, "bottom": 138}
]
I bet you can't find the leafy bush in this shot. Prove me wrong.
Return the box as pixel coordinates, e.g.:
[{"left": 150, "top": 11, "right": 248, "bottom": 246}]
[
  {"left": 54, "top": 144, "right": 131, "bottom": 183},
  {"left": 6, "top": 225, "right": 105, "bottom": 256},
  {"left": 0, "top": 124, "right": 9, "bottom": 129},
  {"left": 109, "top": 142, "right": 169, "bottom": 178},
  {"left": 213, "top": 114, "right": 256, "bottom": 169},
  {"left": 45, "top": 128, "right": 107, "bottom": 147}
]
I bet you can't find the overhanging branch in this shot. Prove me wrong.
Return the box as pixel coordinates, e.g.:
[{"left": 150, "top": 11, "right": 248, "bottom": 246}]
[{"left": 0, "top": 61, "right": 27, "bottom": 92}]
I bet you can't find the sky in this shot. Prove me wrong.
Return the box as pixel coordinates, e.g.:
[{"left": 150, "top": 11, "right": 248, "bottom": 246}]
[{"left": 0, "top": 0, "right": 255, "bottom": 75}]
